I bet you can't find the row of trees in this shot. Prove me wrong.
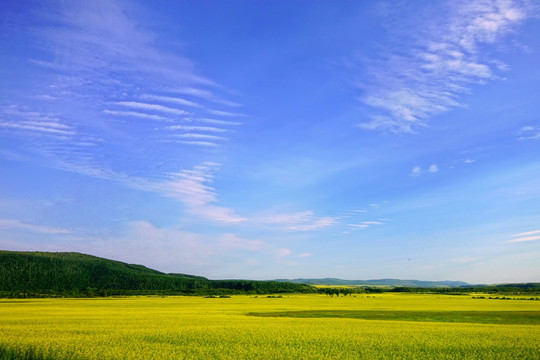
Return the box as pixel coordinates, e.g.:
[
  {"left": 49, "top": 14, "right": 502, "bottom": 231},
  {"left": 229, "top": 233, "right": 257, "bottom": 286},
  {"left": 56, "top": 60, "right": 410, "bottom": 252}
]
[{"left": 317, "top": 285, "right": 540, "bottom": 297}]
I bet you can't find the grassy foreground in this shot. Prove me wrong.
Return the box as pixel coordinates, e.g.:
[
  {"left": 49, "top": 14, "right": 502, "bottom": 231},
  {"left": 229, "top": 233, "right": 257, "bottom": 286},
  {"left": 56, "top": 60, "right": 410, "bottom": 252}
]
[{"left": 0, "top": 294, "right": 539, "bottom": 359}]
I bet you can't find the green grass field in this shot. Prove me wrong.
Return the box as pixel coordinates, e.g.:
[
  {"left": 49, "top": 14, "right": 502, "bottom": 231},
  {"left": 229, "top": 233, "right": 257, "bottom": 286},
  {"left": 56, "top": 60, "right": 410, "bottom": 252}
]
[{"left": 0, "top": 294, "right": 539, "bottom": 359}]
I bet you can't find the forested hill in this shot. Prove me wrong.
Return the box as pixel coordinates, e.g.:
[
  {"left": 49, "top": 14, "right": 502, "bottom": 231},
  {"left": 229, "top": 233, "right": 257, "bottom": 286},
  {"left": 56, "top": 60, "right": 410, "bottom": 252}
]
[{"left": 0, "top": 251, "right": 313, "bottom": 297}]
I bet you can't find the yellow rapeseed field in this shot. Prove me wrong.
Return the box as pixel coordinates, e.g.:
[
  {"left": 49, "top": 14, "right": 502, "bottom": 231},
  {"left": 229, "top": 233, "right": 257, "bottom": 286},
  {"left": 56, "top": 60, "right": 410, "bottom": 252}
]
[{"left": 0, "top": 294, "right": 539, "bottom": 359}]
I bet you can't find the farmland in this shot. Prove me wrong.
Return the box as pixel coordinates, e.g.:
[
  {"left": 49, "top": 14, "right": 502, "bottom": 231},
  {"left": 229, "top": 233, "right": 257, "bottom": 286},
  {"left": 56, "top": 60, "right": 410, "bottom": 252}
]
[{"left": 1, "top": 293, "right": 539, "bottom": 359}]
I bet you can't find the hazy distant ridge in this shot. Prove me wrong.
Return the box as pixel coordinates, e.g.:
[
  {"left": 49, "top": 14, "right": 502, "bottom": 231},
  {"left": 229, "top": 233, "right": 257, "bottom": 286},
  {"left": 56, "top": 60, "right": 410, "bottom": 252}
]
[{"left": 273, "top": 278, "right": 471, "bottom": 287}]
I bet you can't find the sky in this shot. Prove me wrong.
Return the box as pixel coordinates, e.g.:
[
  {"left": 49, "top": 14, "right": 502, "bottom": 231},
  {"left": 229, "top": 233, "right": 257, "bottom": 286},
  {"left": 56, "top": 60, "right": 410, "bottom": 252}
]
[{"left": 1, "top": 0, "right": 539, "bottom": 284}]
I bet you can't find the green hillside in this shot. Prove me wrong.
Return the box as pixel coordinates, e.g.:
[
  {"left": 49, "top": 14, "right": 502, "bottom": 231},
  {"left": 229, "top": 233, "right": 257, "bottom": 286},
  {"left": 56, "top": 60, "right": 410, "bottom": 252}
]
[{"left": 0, "top": 251, "right": 313, "bottom": 297}]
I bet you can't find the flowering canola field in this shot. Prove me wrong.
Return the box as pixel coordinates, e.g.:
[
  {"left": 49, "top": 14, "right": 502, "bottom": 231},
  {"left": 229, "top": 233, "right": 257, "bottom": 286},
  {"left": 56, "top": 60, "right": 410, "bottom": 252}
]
[{"left": 0, "top": 294, "right": 539, "bottom": 359}]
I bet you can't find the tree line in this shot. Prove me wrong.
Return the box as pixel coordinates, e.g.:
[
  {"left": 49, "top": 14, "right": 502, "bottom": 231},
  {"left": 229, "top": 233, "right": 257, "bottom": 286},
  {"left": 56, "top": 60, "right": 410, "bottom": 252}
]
[{"left": 0, "top": 251, "right": 314, "bottom": 298}]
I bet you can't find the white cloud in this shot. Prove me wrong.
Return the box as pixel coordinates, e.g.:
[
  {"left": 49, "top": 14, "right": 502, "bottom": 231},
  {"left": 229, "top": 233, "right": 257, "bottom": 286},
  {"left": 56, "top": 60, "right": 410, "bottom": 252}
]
[
  {"left": 289, "top": 217, "right": 336, "bottom": 231},
  {"left": 275, "top": 248, "right": 292, "bottom": 257},
  {"left": 0, "top": 121, "right": 74, "bottom": 137},
  {"left": 0, "top": 219, "right": 72, "bottom": 235},
  {"left": 357, "top": 0, "right": 532, "bottom": 133},
  {"left": 513, "top": 229, "right": 540, "bottom": 237},
  {"left": 103, "top": 109, "right": 169, "bottom": 121},
  {"left": 410, "top": 166, "right": 423, "bottom": 176},
  {"left": 361, "top": 221, "right": 384, "bottom": 225},
  {"left": 518, "top": 126, "right": 540, "bottom": 141},
  {"left": 23, "top": 160, "right": 245, "bottom": 226},
  {"left": 297, "top": 253, "right": 311, "bottom": 258},
  {"left": 140, "top": 94, "right": 201, "bottom": 108},
  {"left": 40, "top": 1, "right": 212, "bottom": 86},
  {"left": 410, "top": 164, "right": 439, "bottom": 176},
  {"left": 176, "top": 141, "right": 219, "bottom": 147},
  {"left": 197, "top": 118, "right": 243, "bottom": 126},
  {"left": 34, "top": 94, "right": 57, "bottom": 100},
  {"left": 510, "top": 229, "right": 540, "bottom": 243},
  {"left": 3, "top": 2, "right": 255, "bottom": 232},
  {"left": 0, "top": 107, "right": 76, "bottom": 138},
  {"left": 509, "top": 235, "right": 540, "bottom": 243},
  {"left": 173, "top": 133, "right": 227, "bottom": 140},
  {"left": 347, "top": 221, "right": 383, "bottom": 230},
  {"left": 167, "top": 125, "right": 229, "bottom": 133},
  {"left": 172, "top": 88, "right": 243, "bottom": 108},
  {"left": 114, "top": 101, "right": 188, "bottom": 116},
  {"left": 464, "top": 159, "right": 476, "bottom": 164},
  {"left": 206, "top": 109, "right": 246, "bottom": 117},
  {"left": 259, "top": 210, "right": 337, "bottom": 231},
  {"left": 173, "top": 87, "right": 215, "bottom": 99},
  {"left": 16, "top": 0, "right": 245, "bottom": 184},
  {"left": 158, "top": 163, "right": 246, "bottom": 224}
]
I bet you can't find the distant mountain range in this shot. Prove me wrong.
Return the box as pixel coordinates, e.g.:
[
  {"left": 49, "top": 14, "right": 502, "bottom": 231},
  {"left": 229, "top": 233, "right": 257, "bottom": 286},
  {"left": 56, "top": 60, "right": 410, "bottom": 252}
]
[{"left": 273, "top": 278, "right": 471, "bottom": 288}]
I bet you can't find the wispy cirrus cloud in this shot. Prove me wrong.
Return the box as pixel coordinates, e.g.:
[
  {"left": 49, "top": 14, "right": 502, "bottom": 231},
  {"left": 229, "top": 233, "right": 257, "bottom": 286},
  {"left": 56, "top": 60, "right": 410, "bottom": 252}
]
[
  {"left": 1, "top": 0, "right": 248, "bottom": 221},
  {"left": 0, "top": 219, "right": 72, "bottom": 235},
  {"left": 173, "top": 133, "right": 227, "bottom": 141},
  {"left": 173, "top": 87, "right": 244, "bottom": 108},
  {"left": 206, "top": 109, "right": 246, "bottom": 118},
  {"left": 156, "top": 163, "right": 246, "bottom": 224},
  {"left": 103, "top": 110, "right": 169, "bottom": 122},
  {"left": 518, "top": 126, "right": 540, "bottom": 141},
  {"left": 173, "top": 141, "right": 219, "bottom": 147},
  {"left": 0, "top": 121, "right": 74, "bottom": 137},
  {"left": 346, "top": 221, "right": 384, "bottom": 230},
  {"left": 197, "top": 118, "right": 243, "bottom": 126},
  {"left": 509, "top": 229, "right": 540, "bottom": 243},
  {"left": 38, "top": 0, "right": 211, "bottom": 87},
  {"left": 357, "top": 0, "right": 533, "bottom": 133},
  {"left": 166, "top": 125, "right": 230, "bottom": 133},
  {"left": 140, "top": 94, "right": 201, "bottom": 108},
  {"left": 258, "top": 211, "right": 337, "bottom": 231},
  {"left": 112, "top": 101, "right": 189, "bottom": 116},
  {"left": 0, "top": 107, "right": 76, "bottom": 139}
]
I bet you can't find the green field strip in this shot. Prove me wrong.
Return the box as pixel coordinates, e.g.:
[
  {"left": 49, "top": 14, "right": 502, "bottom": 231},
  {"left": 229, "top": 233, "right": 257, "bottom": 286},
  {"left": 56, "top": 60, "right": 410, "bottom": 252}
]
[{"left": 247, "top": 310, "right": 540, "bottom": 325}]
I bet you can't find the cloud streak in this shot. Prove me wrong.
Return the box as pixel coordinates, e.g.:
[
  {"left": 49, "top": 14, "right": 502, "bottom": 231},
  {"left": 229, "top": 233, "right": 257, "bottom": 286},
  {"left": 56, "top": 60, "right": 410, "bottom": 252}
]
[
  {"left": 358, "top": 0, "right": 532, "bottom": 133},
  {"left": 258, "top": 211, "right": 337, "bottom": 231},
  {"left": 0, "top": 107, "right": 76, "bottom": 138},
  {"left": 0, "top": 219, "right": 72, "bottom": 235},
  {"left": 518, "top": 126, "right": 540, "bottom": 141},
  {"left": 167, "top": 125, "right": 230, "bottom": 133},
  {"left": 103, "top": 110, "right": 169, "bottom": 122},
  {"left": 140, "top": 94, "right": 201, "bottom": 108},
  {"left": 510, "top": 229, "right": 540, "bottom": 243},
  {"left": 157, "top": 163, "right": 246, "bottom": 224},
  {"left": 0, "top": 0, "right": 250, "bottom": 227},
  {"left": 113, "top": 101, "right": 189, "bottom": 116}
]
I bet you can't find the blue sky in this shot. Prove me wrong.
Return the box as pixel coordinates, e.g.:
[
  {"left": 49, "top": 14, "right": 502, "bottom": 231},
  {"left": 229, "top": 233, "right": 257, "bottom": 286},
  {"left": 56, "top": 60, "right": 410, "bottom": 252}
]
[{"left": 1, "top": 0, "right": 539, "bottom": 283}]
